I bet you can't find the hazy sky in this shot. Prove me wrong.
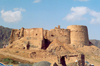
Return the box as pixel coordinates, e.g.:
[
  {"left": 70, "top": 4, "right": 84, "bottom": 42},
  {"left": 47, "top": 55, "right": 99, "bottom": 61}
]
[{"left": 0, "top": 0, "right": 100, "bottom": 40}]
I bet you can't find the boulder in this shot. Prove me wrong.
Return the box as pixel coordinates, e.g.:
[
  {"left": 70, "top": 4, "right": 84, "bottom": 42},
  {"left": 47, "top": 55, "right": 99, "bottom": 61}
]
[
  {"left": 33, "top": 61, "right": 51, "bottom": 66},
  {"left": 18, "top": 63, "right": 32, "bottom": 66}
]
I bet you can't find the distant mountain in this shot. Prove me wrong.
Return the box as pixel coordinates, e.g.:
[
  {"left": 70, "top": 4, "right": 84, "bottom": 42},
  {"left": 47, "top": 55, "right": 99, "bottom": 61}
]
[
  {"left": 0, "top": 26, "right": 12, "bottom": 48},
  {"left": 90, "top": 40, "right": 100, "bottom": 48}
]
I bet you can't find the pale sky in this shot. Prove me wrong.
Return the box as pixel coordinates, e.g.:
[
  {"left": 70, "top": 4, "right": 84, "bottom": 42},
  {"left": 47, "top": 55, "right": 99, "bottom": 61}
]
[{"left": 0, "top": 0, "right": 100, "bottom": 40}]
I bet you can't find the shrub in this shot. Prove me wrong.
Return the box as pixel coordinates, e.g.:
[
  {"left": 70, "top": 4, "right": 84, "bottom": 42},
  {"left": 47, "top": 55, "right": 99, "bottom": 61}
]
[
  {"left": 2, "top": 58, "right": 19, "bottom": 64},
  {"left": 16, "top": 51, "right": 19, "bottom": 53},
  {"left": 2, "top": 58, "right": 13, "bottom": 64}
]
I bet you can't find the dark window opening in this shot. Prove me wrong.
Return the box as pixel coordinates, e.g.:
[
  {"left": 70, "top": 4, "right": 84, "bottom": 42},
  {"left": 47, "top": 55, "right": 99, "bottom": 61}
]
[
  {"left": 23, "top": 47, "right": 25, "bottom": 49},
  {"left": 51, "top": 35, "right": 54, "bottom": 37},
  {"left": 36, "top": 34, "right": 37, "bottom": 36}
]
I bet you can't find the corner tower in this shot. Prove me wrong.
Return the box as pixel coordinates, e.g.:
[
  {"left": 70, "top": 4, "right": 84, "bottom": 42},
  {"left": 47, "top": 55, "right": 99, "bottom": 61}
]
[{"left": 67, "top": 25, "right": 89, "bottom": 47}]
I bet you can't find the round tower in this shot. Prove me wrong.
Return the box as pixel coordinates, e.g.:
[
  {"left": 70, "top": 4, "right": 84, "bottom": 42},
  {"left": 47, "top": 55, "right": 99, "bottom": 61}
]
[{"left": 67, "top": 25, "right": 89, "bottom": 47}]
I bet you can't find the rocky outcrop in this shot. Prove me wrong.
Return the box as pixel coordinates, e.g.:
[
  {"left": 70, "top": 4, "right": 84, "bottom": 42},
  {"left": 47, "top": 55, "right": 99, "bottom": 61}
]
[
  {"left": 46, "top": 39, "right": 69, "bottom": 55},
  {"left": 0, "top": 26, "right": 12, "bottom": 48},
  {"left": 33, "top": 61, "right": 51, "bottom": 66}
]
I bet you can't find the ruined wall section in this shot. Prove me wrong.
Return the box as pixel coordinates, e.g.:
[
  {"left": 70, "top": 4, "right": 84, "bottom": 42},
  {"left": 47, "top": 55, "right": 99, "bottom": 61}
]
[
  {"left": 9, "top": 29, "right": 20, "bottom": 44},
  {"left": 24, "top": 28, "right": 44, "bottom": 50},
  {"left": 67, "top": 25, "right": 89, "bottom": 47},
  {"left": 9, "top": 27, "right": 25, "bottom": 44},
  {"left": 9, "top": 28, "right": 44, "bottom": 50},
  {"left": 19, "top": 27, "right": 24, "bottom": 37},
  {"left": 44, "top": 28, "right": 70, "bottom": 44}
]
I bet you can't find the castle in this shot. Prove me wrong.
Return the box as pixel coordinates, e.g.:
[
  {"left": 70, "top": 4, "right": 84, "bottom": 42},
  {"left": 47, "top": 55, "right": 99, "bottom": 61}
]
[{"left": 8, "top": 25, "right": 89, "bottom": 50}]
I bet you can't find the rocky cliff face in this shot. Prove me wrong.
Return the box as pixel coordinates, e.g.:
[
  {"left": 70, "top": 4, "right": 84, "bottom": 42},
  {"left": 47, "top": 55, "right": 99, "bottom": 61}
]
[{"left": 0, "top": 26, "right": 12, "bottom": 48}]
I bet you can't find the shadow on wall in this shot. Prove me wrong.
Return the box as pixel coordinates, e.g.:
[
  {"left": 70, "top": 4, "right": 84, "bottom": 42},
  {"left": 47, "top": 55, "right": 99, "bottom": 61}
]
[
  {"left": 27, "top": 41, "right": 30, "bottom": 50},
  {"left": 89, "top": 41, "right": 94, "bottom": 46},
  {"left": 42, "top": 39, "right": 51, "bottom": 50},
  {"left": 81, "top": 54, "right": 85, "bottom": 66}
]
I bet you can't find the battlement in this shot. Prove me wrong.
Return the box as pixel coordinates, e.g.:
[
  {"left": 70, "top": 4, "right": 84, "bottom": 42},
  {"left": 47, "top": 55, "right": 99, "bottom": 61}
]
[{"left": 67, "top": 25, "right": 88, "bottom": 32}]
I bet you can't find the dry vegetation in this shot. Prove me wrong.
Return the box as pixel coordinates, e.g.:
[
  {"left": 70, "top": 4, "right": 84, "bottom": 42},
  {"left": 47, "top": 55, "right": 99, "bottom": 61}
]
[{"left": 0, "top": 48, "right": 35, "bottom": 64}]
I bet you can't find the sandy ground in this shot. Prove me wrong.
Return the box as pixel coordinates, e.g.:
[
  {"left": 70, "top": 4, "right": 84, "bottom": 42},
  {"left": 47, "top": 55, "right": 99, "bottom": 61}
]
[{"left": 0, "top": 45, "right": 100, "bottom": 66}]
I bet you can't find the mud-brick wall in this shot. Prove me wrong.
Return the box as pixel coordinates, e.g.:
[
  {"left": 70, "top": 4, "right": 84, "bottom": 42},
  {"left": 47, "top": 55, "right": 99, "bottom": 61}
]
[
  {"left": 44, "top": 29, "right": 70, "bottom": 44},
  {"left": 67, "top": 25, "right": 89, "bottom": 47},
  {"left": 23, "top": 28, "right": 44, "bottom": 49},
  {"left": 9, "top": 29, "right": 19, "bottom": 44}
]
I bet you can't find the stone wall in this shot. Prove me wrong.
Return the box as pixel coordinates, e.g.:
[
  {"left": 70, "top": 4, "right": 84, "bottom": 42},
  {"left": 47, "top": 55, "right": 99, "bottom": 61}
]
[
  {"left": 9, "top": 28, "right": 44, "bottom": 50},
  {"left": 9, "top": 29, "right": 19, "bottom": 44},
  {"left": 24, "top": 28, "right": 44, "bottom": 49},
  {"left": 67, "top": 25, "right": 89, "bottom": 47},
  {"left": 55, "top": 53, "right": 85, "bottom": 66},
  {"left": 44, "top": 28, "right": 70, "bottom": 44}
]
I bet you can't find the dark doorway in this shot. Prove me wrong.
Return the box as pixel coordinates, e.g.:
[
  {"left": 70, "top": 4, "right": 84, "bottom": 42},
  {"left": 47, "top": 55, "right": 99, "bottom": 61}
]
[
  {"left": 44, "top": 39, "right": 51, "bottom": 49},
  {"left": 81, "top": 54, "right": 85, "bottom": 66},
  {"left": 27, "top": 41, "right": 30, "bottom": 50},
  {"left": 60, "top": 56, "right": 66, "bottom": 66}
]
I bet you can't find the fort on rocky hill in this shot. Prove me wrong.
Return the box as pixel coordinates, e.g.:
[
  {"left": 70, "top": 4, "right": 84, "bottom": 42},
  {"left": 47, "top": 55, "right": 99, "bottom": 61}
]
[
  {"left": 6, "top": 25, "right": 90, "bottom": 66},
  {"left": 8, "top": 25, "right": 89, "bottom": 50}
]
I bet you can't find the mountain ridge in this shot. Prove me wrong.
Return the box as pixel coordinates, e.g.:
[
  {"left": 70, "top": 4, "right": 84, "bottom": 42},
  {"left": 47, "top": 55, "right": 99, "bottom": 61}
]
[{"left": 0, "top": 26, "right": 12, "bottom": 48}]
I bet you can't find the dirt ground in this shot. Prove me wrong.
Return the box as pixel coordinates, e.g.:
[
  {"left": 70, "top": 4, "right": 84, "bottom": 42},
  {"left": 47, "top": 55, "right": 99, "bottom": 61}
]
[{"left": 0, "top": 45, "right": 100, "bottom": 66}]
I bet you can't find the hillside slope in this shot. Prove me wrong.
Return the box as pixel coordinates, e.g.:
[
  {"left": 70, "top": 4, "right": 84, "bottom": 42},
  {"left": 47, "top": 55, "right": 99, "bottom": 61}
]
[
  {"left": 0, "top": 26, "right": 12, "bottom": 48},
  {"left": 90, "top": 40, "right": 100, "bottom": 48},
  {"left": 76, "top": 45, "right": 100, "bottom": 66}
]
